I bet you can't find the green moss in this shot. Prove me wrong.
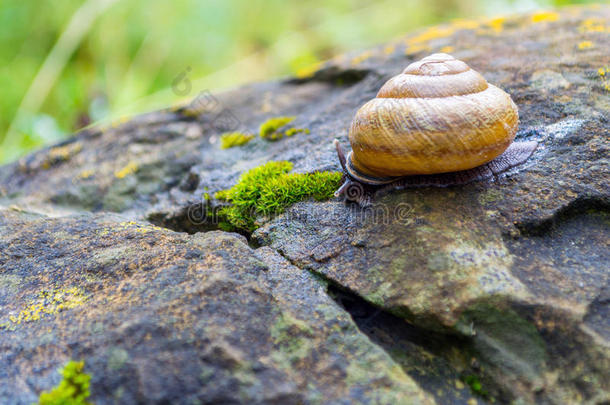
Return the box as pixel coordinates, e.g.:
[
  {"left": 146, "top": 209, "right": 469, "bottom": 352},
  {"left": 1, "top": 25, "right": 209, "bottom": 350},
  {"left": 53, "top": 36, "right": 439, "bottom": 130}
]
[
  {"left": 259, "top": 116, "right": 310, "bottom": 141},
  {"left": 462, "top": 374, "right": 489, "bottom": 399},
  {"left": 259, "top": 116, "right": 294, "bottom": 138},
  {"left": 219, "top": 132, "right": 255, "bottom": 149},
  {"left": 215, "top": 161, "right": 341, "bottom": 231},
  {"left": 39, "top": 360, "right": 92, "bottom": 405},
  {"left": 283, "top": 127, "right": 310, "bottom": 137}
]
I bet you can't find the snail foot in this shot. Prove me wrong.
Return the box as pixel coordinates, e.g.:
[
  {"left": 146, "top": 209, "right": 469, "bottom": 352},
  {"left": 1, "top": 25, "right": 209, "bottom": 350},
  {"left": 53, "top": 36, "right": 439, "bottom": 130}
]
[{"left": 333, "top": 139, "right": 538, "bottom": 207}]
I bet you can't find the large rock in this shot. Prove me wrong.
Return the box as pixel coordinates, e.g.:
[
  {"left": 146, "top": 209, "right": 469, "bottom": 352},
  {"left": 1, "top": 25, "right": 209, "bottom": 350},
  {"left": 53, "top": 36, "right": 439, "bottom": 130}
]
[
  {"left": 0, "top": 210, "right": 435, "bottom": 404},
  {"left": 1, "top": 5, "right": 608, "bottom": 404}
]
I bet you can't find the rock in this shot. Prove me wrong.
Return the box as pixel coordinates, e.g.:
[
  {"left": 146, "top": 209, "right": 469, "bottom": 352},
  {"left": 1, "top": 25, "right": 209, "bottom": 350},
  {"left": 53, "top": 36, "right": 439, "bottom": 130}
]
[
  {"left": 1, "top": 5, "right": 609, "bottom": 404},
  {"left": 0, "top": 211, "right": 434, "bottom": 404}
]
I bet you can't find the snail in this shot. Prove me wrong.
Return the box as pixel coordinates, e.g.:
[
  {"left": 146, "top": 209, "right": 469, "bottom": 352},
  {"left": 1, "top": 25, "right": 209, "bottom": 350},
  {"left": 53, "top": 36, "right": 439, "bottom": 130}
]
[{"left": 334, "top": 53, "right": 538, "bottom": 205}]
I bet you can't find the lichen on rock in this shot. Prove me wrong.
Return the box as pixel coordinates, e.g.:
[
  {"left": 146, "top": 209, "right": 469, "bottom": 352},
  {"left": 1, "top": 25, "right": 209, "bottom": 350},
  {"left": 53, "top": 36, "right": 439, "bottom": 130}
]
[{"left": 0, "top": 5, "right": 608, "bottom": 405}]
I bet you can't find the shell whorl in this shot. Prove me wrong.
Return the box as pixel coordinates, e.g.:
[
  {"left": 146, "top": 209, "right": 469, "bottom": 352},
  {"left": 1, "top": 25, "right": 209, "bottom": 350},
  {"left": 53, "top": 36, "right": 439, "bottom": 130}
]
[{"left": 347, "top": 53, "right": 519, "bottom": 180}]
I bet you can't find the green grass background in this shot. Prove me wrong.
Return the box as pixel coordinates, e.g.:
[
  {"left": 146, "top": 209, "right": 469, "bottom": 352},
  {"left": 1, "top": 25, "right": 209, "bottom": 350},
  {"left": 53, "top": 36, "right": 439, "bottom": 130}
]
[{"left": 0, "top": 0, "right": 596, "bottom": 163}]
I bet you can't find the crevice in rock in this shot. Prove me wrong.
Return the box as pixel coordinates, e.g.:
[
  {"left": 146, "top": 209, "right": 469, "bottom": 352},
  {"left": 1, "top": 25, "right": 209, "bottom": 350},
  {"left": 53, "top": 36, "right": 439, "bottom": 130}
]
[
  {"left": 147, "top": 203, "right": 226, "bottom": 235},
  {"left": 265, "top": 244, "right": 507, "bottom": 404},
  {"left": 514, "top": 196, "right": 609, "bottom": 237},
  {"left": 584, "top": 284, "right": 610, "bottom": 341},
  {"left": 146, "top": 203, "right": 257, "bottom": 246},
  {"left": 324, "top": 283, "right": 503, "bottom": 405},
  {"left": 286, "top": 66, "right": 371, "bottom": 86}
]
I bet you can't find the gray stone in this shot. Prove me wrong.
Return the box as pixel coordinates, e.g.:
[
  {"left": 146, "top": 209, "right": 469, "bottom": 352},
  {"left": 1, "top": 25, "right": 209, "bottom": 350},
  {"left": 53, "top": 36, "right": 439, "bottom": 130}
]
[{"left": 1, "top": 5, "right": 608, "bottom": 404}]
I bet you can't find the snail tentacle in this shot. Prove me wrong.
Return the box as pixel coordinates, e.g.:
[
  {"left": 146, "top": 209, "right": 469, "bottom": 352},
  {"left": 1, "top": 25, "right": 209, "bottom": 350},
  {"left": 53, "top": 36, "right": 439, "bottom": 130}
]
[
  {"left": 334, "top": 143, "right": 375, "bottom": 207},
  {"left": 334, "top": 179, "right": 351, "bottom": 197},
  {"left": 334, "top": 177, "right": 372, "bottom": 207},
  {"left": 333, "top": 139, "right": 348, "bottom": 174}
]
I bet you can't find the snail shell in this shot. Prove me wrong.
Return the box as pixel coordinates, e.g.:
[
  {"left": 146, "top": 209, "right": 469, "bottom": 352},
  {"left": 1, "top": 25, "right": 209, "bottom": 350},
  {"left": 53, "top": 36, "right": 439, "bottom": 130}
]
[{"left": 346, "top": 53, "right": 521, "bottom": 183}]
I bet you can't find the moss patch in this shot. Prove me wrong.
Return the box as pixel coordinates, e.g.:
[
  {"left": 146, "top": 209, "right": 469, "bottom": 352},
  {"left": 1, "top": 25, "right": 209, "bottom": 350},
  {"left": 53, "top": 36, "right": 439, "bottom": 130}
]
[
  {"left": 461, "top": 374, "right": 490, "bottom": 399},
  {"left": 39, "top": 360, "right": 92, "bottom": 405},
  {"left": 259, "top": 116, "right": 310, "bottom": 141},
  {"left": 220, "top": 132, "right": 255, "bottom": 149},
  {"left": 215, "top": 161, "right": 341, "bottom": 232},
  {"left": 217, "top": 118, "right": 310, "bottom": 149}
]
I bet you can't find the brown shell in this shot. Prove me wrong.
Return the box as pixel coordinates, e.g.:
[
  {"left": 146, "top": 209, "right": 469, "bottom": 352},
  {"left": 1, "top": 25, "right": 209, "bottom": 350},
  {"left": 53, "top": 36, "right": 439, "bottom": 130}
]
[{"left": 348, "top": 53, "right": 519, "bottom": 179}]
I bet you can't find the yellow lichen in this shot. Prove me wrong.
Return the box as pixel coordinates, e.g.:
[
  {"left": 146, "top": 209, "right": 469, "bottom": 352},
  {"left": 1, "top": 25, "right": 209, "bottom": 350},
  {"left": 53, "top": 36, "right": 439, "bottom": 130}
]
[
  {"left": 577, "top": 41, "right": 593, "bottom": 50},
  {"left": 49, "top": 144, "right": 82, "bottom": 161},
  {"left": 486, "top": 17, "right": 505, "bottom": 33},
  {"left": 97, "top": 221, "right": 165, "bottom": 236},
  {"left": 451, "top": 18, "right": 481, "bottom": 30},
  {"left": 42, "top": 143, "right": 82, "bottom": 169},
  {"left": 439, "top": 46, "right": 455, "bottom": 54},
  {"left": 295, "top": 61, "right": 323, "bottom": 79},
  {"left": 598, "top": 68, "right": 610, "bottom": 92},
  {"left": 406, "top": 25, "right": 456, "bottom": 46},
  {"left": 531, "top": 11, "right": 559, "bottom": 23},
  {"left": 114, "top": 161, "right": 138, "bottom": 179},
  {"left": 2, "top": 287, "right": 87, "bottom": 328},
  {"left": 111, "top": 116, "right": 130, "bottom": 128},
  {"left": 351, "top": 50, "right": 373, "bottom": 66},
  {"left": 118, "top": 221, "right": 163, "bottom": 233},
  {"left": 405, "top": 43, "right": 430, "bottom": 55},
  {"left": 579, "top": 18, "right": 609, "bottom": 33},
  {"left": 76, "top": 169, "right": 94, "bottom": 180},
  {"left": 383, "top": 44, "right": 396, "bottom": 55}
]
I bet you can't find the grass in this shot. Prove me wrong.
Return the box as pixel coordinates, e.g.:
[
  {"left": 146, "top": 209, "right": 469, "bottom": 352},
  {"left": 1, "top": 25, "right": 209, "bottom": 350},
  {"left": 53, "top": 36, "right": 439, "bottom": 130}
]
[
  {"left": 0, "top": 0, "right": 597, "bottom": 163},
  {"left": 215, "top": 161, "right": 342, "bottom": 232}
]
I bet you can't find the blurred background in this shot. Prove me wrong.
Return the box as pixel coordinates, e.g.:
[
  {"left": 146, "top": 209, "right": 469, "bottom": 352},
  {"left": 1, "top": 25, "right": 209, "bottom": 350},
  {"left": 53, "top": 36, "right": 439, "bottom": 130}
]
[{"left": 0, "top": 0, "right": 597, "bottom": 163}]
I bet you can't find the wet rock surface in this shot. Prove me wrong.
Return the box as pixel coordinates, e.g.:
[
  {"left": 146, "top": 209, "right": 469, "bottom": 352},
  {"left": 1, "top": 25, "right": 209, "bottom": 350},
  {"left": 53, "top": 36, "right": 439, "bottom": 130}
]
[{"left": 1, "top": 5, "right": 609, "bottom": 404}]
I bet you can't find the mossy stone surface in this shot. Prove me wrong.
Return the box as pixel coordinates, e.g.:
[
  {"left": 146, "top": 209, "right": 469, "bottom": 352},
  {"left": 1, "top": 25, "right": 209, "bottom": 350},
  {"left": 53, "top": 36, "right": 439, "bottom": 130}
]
[
  {"left": 0, "top": 211, "right": 432, "bottom": 404},
  {"left": 0, "top": 5, "right": 608, "bottom": 404},
  {"left": 215, "top": 161, "right": 341, "bottom": 231}
]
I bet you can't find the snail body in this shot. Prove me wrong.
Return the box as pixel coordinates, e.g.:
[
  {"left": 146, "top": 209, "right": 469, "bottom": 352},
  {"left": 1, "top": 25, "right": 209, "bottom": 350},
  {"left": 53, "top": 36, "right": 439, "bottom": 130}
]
[{"left": 335, "top": 53, "right": 537, "bottom": 203}]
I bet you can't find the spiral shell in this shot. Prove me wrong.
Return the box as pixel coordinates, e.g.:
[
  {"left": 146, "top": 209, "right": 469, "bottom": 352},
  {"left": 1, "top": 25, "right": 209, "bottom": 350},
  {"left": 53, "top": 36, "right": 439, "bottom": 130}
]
[{"left": 348, "top": 53, "right": 519, "bottom": 179}]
